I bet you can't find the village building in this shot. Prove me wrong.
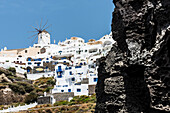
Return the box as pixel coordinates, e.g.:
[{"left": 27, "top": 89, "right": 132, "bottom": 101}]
[{"left": 0, "top": 31, "right": 115, "bottom": 97}]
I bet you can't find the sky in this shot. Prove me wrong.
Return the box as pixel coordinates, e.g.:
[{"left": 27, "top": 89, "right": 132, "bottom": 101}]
[{"left": 0, "top": 0, "right": 114, "bottom": 50}]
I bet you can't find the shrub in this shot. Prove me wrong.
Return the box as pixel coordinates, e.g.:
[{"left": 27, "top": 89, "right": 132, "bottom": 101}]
[
  {"left": 8, "top": 83, "right": 26, "bottom": 94},
  {"left": 47, "top": 79, "right": 55, "bottom": 85},
  {"left": 17, "top": 82, "right": 34, "bottom": 93},
  {"left": 8, "top": 67, "right": 16, "bottom": 74},
  {"left": 45, "top": 109, "right": 53, "bottom": 113},
  {"left": 54, "top": 100, "right": 68, "bottom": 106},
  {"left": 24, "top": 72, "right": 27, "bottom": 78},
  {"left": 24, "top": 91, "right": 38, "bottom": 104},
  {"left": 69, "top": 94, "right": 96, "bottom": 104},
  {"left": 45, "top": 86, "right": 53, "bottom": 92},
  {"left": 35, "top": 88, "right": 43, "bottom": 92}
]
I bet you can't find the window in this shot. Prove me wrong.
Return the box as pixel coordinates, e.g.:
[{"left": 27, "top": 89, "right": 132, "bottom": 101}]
[
  {"left": 75, "top": 66, "right": 81, "bottom": 68},
  {"left": 80, "top": 63, "right": 83, "bottom": 65},
  {"left": 25, "top": 50, "right": 27, "bottom": 53},
  {"left": 56, "top": 85, "right": 61, "bottom": 87},
  {"left": 72, "top": 78, "right": 75, "bottom": 81},
  {"left": 70, "top": 71, "right": 72, "bottom": 75},
  {"left": 34, "top": 59, "right": 42, "bottom": 61},
  {"left": 61, "top": 90, "right": 64, "bottom": 92},
  {"left": 27, "top": 69, "right": 30, "bottom": 72},
  {"left": 85, "top": 50, "right": 87, "bottom": 52},
  {"left": 28, "top": 58, "right": 31, "bottom": 61},
  {"left": 94, "top": 78, "right": 98, "bottom": 82},
  {"left": 61, "top": 57, "right": 66, "bottom": 60},
  {"left": 77, "top": 89, "right": 81, "bottom": 92},
  {"left": 75, "top": 83, "right": 81, "bottom": 85},
  {"left": 63, "top": 85, "right": 68, "bottom": 87},
  {"left": 46, "top": 58, "right": 49, "bottom": 60},
  {"left": 57, "top": 75, "right": 62, "bottom": 78},
  {"left": 58, "top": 66, "right": 62, "bottom": 71},
  {"left": 28, "top": 62, "right": 32, "bottom": 65},
  {"left": 68, "top": 89, "right": 71, "bottom": 92}
]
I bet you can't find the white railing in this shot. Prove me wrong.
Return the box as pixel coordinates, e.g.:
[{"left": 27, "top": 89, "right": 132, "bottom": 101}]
[{"left": 0, "top": 102, "right": 37, "bottom": 113}]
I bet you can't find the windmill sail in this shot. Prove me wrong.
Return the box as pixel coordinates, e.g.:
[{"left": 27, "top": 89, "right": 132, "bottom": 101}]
[{"left": 28, "top": 20, "right": 51, "bottom": 45}]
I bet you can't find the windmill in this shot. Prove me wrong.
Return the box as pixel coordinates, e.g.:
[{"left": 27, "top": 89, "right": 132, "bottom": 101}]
[{"left": 28, "top": 19, "right": 51, "bottom": 45}]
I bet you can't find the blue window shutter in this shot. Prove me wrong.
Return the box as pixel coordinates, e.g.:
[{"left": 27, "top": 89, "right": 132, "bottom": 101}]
[
  {"left": 68, "top": 89, "right": 71, "bottom": 92},
  {"left": 77, "top": 89, "right": 81, "bottom": 92}
]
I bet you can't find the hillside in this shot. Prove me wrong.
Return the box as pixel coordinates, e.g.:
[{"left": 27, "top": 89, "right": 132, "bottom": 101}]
[
  {"left": 0, "top": 67, "right": 55, "bottom": 107},
  {"left": 18, "top": 94, "right": 96, "bottom": 113}
]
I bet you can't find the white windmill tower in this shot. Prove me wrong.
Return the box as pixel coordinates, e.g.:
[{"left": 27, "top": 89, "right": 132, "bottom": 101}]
[
  {"left": 29, "top": 20, "right": 51, "bottom": 46},
  {"left": 38, "top": 29, "right": 50, "bottom": 45}
]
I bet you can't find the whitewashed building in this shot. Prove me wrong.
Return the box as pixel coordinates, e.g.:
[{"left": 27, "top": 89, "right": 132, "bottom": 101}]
[{"left": 0, "top": 31, "right": 115, "bottom": 96}]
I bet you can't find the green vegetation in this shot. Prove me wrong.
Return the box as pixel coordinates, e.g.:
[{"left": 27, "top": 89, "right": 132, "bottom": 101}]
[
  {"left": 8, "top": 81, "right": 34, "bottom": 95},
  {"left": 17, "top": 82, "right": 34, "bottom": 93},
  {"left": 8, "top": 83, "right": 26, "bottom": 94},
  {"left": 7, "top": 67, "right": 16, "bottom": 75},
  {"left": 0, "top": 102, "right": 25, "bottom": 110},
  {"left": 53, "top": 94, "right": 96, "bottom": 107},
  {"left": 0, "top": 67, "right": 14, "bottom": 76},
  {"left": 7, "top": 76, "right": 23, "bottom": 81},
  {"left": 29, "top": 103, "right": 96, "bottom": 113},
  {"left": 71, "top": 94, "right": 96, "bottom": 104},
  {"left": 34, "top": 77, "right": 55, "bottom": 93},
  {"left": 54, "top": 100, "right": 69, "bottom": 106},
  {"left": 1, "top": 67, "right": 96, "bottom": 112},
  {"left": 5, "top": 60, "right": 9, "bottom": 62},
  {"left": 24, "top": 91, "right": 38, "bottom": 104},
  {"left": 24, "top": 72, "right": 27, "bottom": 78}
]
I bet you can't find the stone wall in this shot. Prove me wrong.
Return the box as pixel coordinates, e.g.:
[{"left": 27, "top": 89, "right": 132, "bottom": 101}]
[
  {"left": 52, "top": 92, "right": 74, "bottom": 102},
  {"left": 37, "top": 96, "right": 51, "bottom": 104},
  {"left": 95, "top": 0, "right": 170, "bottom": 112},
  {"left": 88, "top": 85, "right": 96, "bottom": 95}
]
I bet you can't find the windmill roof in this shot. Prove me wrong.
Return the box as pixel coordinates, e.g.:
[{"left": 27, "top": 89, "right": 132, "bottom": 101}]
[{"left": 42, "top": 29, "right": 49, "bottom": 33}]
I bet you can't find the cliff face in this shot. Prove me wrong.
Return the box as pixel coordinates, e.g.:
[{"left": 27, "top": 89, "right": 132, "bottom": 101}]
[{"left": 95, "top": 0, "right": 170, "bottom": 113}]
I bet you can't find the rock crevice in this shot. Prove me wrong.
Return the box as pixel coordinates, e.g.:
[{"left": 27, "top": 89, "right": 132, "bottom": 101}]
[{"left": 95, "top": 0, "right": 170, "bottom": 112}]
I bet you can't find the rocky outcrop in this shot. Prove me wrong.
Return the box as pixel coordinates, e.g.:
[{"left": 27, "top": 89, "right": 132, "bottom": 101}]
[
  {"left": 0, "top": 68, "right": 31, "bottom": 105},
  {"left": 0, "top": 73, "right": 12, "bottom": 83},
  {"left": 95, "top": 0, "right": 170, "bottom": 112},
  {"left": 0, "top": 88, "right": 24, "bottom": 105}
]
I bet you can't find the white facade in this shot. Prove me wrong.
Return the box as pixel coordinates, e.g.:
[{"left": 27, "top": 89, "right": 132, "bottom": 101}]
[
  {"left": 38, "top": 30, "right": 50, "bottom": 45},
  {"left": 0, "top": 32, "right": 115, "bottom": 96}
]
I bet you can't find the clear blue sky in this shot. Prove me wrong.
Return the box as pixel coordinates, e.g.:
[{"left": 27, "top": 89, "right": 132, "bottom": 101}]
[{"left": 0, "top": 0, "right": 114, "bottom": 49}]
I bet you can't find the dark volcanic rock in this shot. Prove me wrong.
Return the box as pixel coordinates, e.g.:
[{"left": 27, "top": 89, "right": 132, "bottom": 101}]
[{"left": 95, "top": 0, "right": 170, "bottom": 112}]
